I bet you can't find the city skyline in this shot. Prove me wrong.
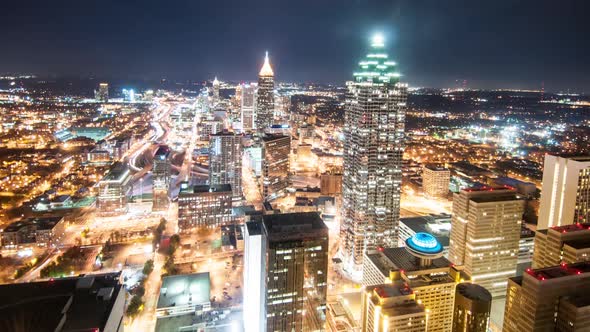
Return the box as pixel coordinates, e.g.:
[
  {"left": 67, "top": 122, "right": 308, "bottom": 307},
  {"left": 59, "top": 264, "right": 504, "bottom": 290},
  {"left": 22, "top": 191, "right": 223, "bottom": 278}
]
[{"left": 1, "top": 0, "right": 590, "bottom": 92}]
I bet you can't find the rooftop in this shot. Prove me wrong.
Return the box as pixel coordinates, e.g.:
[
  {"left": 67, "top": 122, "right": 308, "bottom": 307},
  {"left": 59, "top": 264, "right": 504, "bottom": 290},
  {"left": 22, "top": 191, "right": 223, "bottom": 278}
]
[
  {"left": 155, "top": 145, "right": 171, "bottom": 158},
  {"left": 157, "top": 272, "right": 211, "bottom": 309},
  {"left": 400, "top": 214, "right": 451, "bottom": 247},
  {"left": 366, "top": 247, "right": 454, "bottom": 278},
  {"left": 262, "top": 133, "right": 289, "bottom": 142},
  {"left": 524, "top": 261, "right": 590, "bottom": 281},
  {"left": 179, "top": 184, "right": 232, "bottom": 195},
  {"left": 101, "top": 162, "right": 130, "bottom": 183},
  {"left": 424, "top": 164, "right": 449, "bottom": 172},
  {"left": 0, "top": 273, "right": 123, "bottom": 332},
  {"left": 3, "top": 216, "right": 63, "bottom": 233},
  {"left": 456, "top": 283, "right": 492, "bottom": 302},
  {"left": 262, "top": 212, "right": 328, "bottom": 242}
]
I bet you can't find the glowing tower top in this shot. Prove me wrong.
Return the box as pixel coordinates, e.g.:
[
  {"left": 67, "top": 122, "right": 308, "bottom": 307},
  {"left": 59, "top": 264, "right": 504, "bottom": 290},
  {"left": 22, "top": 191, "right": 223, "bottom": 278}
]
[{"left": 259, "top": 51, "right": 274, "bottom": 77}]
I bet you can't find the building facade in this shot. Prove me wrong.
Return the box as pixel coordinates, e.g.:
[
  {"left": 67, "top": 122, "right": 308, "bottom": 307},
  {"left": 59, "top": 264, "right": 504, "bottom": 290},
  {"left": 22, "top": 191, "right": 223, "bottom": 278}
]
[
  {"left": 452, "top": 283, "right": 492, "bottom": 332},
  {"left": 97, "top": 162, "right": 132, "bottom": 216},
  {"left": 341, "top": 35, "right": 407, "bottom": 273},
  {"left": 532, "top": 222, "right": 590, "bottom": 269},
  {"left": 152, "top": 145, "right": 171, "bottom": 211},
  {"left": 256, "top": 52, "right": 274, "bottom": 132},
  {"left": 95, "top": 82, "right": 109, "bottom": 102},
  {"left": 363, "top": 233, "right": 468, "bottom": 332},
  {"left": 177, "top": 184, "right": 233, "bottom": 231},
  {"left": 262, "top": 134, "right": 290, "bottom": 200},
  {"left": 449, "top": 187, "right": 524, "bottom": 297},
  {"left": 503, "top": 262, "right": 590, "bottom": 332},
  {"left": 1, "top": 216, "right": 66, "bottom": 249},
  {"left": 538, "top": 154, "right": 590, "bottom": 230},
  {"left": 209, "top": 131, "right": 243, "bottom": 200},
  {"left": 361, "top": 283, "right": 427, "bottom": 332},
  {"left": 243, "top": 212, "right": 329, "bottom": 332},
  {"left": 422, "top": 164, "right": 451, "bottom": 198},
  {"left": 241, "top": 83, "right": 256, "bottom": 132}
]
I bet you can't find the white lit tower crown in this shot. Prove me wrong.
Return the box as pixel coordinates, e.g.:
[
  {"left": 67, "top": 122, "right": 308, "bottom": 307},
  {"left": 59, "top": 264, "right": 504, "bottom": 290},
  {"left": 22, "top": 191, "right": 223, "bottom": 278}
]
[
  {"left": 340, "top": 34, "right": 408, "bottom": 274},
  {"left": 255, "top": 52, "right": 275, "bottom": 132}
]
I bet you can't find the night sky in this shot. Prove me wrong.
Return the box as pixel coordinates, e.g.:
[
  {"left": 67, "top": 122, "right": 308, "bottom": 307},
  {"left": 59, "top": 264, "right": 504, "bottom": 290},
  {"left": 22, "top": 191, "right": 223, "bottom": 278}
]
[{"left": 2, "top": 0, "right": 589, "bottom": 92}]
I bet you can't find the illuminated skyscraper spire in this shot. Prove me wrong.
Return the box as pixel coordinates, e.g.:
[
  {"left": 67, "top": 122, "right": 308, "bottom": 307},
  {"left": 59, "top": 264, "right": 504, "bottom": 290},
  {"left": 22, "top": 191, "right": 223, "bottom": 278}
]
[
  {"left": 259, "top": 51, "right": 274, "bottom": 77},
  {"left": 256, "top": 51, "right": 275, "bottom": 131},
  {"left": 340, "top": 34, "right": 408, "bottom": 276}
]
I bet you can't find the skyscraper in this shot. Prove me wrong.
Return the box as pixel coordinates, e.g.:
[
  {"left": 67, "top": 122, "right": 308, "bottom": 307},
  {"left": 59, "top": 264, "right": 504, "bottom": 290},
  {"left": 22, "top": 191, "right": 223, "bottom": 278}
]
[
  {"left": 422, "top": 164, "right": 451, "bottom": 198},
  {"left": 243, "top": 212, "right": 329, "bottom": 332},
  {"left": 503, "top": 262, "right": 590, "bottom": 332},
  {"left": 538, "top": 154, "right": 590, "bottom": 230},
  {"left": 256, "top": 52, "right": 274, "bottom": 132},
  {"left": 532, "top": 222, "right": 590, "bottom": 269},
  {"left": 341, "top": 34, "right": 407, "bottom": 273},
  {"left": 449, "top": 187, "right": 524, "bottom": 297},
  {"left": 95, "top": 82, "right": 109, "bottom": 102},
  {"left": 261, "top": 134, "right": 290, "bottom": 200},
  {"left": 241, "top": 83, "right": 256, "bottom": 132},
  {"left": 452, "top": 283, "right": 492, "bottom": 332},
  {"left": 209, "top": 130, "right": 243, "bottom": 200},
  {"left": 363, "top": 233, "right": 468, "bottom": 332},
  {"left": 152, "top": 145, "right": 171, "bottom": 211},
  {"left": 212, "top": 76, "right": 220, "bottom": 102},
  {"left": 361, "top": 283, "right": 427, "bottom": 332}
]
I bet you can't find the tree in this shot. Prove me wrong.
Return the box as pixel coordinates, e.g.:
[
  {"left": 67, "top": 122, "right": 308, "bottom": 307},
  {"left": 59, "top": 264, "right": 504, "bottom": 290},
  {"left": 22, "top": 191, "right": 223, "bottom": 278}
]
[
  {"left": 168, "top": 234, "right": 180, "bottom": 256},
  {"left": 142, "top": 259, "right": 154, "bottom": 276},
  {"left": 126, "top": 295, "right": 144, "bottom": 317},
  {"left": 152, "top": 218, "right": 166, "bottom": 248}
]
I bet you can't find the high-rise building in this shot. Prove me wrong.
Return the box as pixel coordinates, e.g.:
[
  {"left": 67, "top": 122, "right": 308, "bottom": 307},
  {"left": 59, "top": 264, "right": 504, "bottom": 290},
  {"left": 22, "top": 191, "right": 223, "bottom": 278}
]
[
  {"left": 95, "top": 82, "right": 109, "bottom": 102},
  {"left": 361, "top": 283, "right": 427, "bottom": 332},
  {"left": 452, "top": 283, "right": 492, "bottom": 332},
  {"left": 532, "top": 222, "right": 590, "bottom": 269},
  {"left": 320, "top": 173, "right": 343, "bottom": 196},
  {"left": 212, "top": 76, "right": 220, "bottom": 102},
  {"left": 256, "top": 52, "right": 275, "bottom": 132},
  {"left": 209, "top": 131, "right": 243, "bottom": 200},
  {"left": 422, "top": 164, "right": 451, "bottom": 198},
  {"left": 261, "top": 134, "right": 290, "bottom": 200},
  {"left": 0, "top": 273, "right": 125, "bottom": 332},
  {"left": 363, "top": 233, "right": 468, "bottom": 332},
  {"left": 177, "top": 184, "right": 233, "bottom": 232},
  {"left": 243, "top": 212, "right": 329, "bottom": 332},
  {"left": 538, "top": 154, "right": 590, "bottom": 230},
  {"left": 241, "top": 83, "right": 256, "bottom": 132},
  {"left": 152, "top": 145, "right": 171, "bottom": 211},
  {"left": 503, "top": 262, "right": 590, "bottom": 332},
  {"left": 449, "top": 187, "right": 524, "bottom": 297},
  {"left": 341, "top": 34, "right": 407, "bottom": 273}
]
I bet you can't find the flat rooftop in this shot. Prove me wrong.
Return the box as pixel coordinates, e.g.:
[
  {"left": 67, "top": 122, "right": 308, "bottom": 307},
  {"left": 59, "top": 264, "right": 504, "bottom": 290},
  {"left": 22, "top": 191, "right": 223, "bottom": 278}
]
[
  {"left": 155, "top": 145, "right": 171, "bottom": 157},
  {"left": 550, "top": 222, "right": 590, "bottom": 234},
  {"left": 3, "top": 216, "right": 63, "bottom": 233},
  {"left": 366, "top": 247, "right": 453, "bottom": 278},
  {"left": 180, "top": 184, "right": 232, "bottom": 194},
  {"left": 262, "top": 134, "right": 289, "bottom": 142},
  {"left": 549, "top": 154, "right": 590, "bottom": 162},
  {"left": 101, "top": 162, "right": 129, "bottom": 182},
  {"left": 424, "top": 164, "right": 449, "bottom": 172},
  {"left": 0, "top": 273, "right": 123, "bottom": 332},
  {"left": 456, "top": 283, "right": 492, "bottom": 302},
  {"left": 400, "top": 214, "right": 451, "bottom": 247},
  {"left": 158, "top": 272, "right": 211, "bottom": 309},
  {"left": 262, "top": 212, "right": 328, "bottom": 240},
  {"left": 524, "top": 261, "right": 590, "bottom": 281}
]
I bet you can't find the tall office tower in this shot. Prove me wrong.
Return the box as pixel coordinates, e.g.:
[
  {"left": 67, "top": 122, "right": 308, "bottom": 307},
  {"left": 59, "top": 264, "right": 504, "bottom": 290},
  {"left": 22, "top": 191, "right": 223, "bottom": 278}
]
[
  {"left": 363, "top": 233, "right": 468, "bottom": 332},
  {"left": 340, "top": 34, "right": 407, "bottom": 273},
  {"left": 452, "top": 283, "right": 492, "bottom": 332},
  {"left": 538, "top": 154, "right": 590, "bottom": 230},
  {"left": 361, "top": 283, "right": 427, "bottom": 332},
  {"left": 532, "top": 222, "right": 590, "bottom": 268},
  {"left": 449, "top": 187, "right": 524, "bottom": 297},
  {"left": 177, "top": 184, "right": 233, "bottom": 232},
  {"left": 95, "top": 82, "right": 109, "bottom": 102},
  {"left": 243, "top": 221, "right": 266, "bottom": 332},
  {"left": 241, "top": 83, "right": 256, "bottom": 132},
  {"left": 243, "top": 212, "right": 329, "bottom": 332},
  {"left": 256, "top": 52, "right": 275, "bottom": 132},
  {"left": 212, "top": 76, "right": 220, "bottom": 102},
  {"left": 209, "top": 131, "right": 243, "bottom": 201},
  {"left": 422, "top": 164, "right": 451, "bottom": 198},
  {"left": 261, "top": 134, "right": 290, "bottom": 200},
  {"left": 503, "top": 261, "right": 590, "bottom": 332},
  {"left": 152, "top": 145, "right": 171, "bottom": 211}
]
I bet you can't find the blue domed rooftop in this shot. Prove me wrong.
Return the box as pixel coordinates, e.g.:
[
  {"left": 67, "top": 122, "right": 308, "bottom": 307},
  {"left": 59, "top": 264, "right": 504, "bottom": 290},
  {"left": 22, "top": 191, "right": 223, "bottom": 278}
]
[{"left": 405, "top": 232, "right": 443, "bottom": 255}]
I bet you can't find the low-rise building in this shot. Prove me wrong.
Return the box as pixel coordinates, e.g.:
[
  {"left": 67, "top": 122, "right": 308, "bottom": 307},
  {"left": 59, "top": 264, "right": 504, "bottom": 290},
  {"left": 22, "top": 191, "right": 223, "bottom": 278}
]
[
  {"left": 1, "top": 216, "right": 65, "bottom": 249},
  {"left": 156, "top": 272, "right": 211, "bottom": 318}
]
